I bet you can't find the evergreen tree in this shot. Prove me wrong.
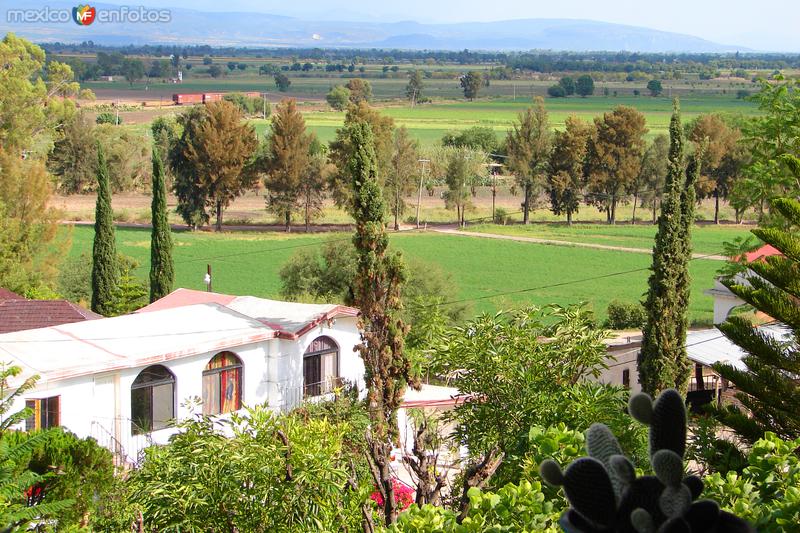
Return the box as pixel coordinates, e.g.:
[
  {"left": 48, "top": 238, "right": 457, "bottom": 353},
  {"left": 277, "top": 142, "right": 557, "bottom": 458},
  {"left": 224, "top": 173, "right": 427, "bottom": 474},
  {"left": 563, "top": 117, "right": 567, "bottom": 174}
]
[
  {"left": 149, "top": 146, "right": 174, "bottom": 303},
  {"left": 638, "top": 99, "right": 697, "bottom": 396},
  {"left": 713, "top": 192, "right": 800, "bottom": 443},
  {"left": 347, "top": 121, "right": 417, "bottom": 526},
  {"left": 91, "top": 145, "right": 118, "bottom": 316},
  {"left": 506, "top": 97, "right": 551, "bottom": 224}
]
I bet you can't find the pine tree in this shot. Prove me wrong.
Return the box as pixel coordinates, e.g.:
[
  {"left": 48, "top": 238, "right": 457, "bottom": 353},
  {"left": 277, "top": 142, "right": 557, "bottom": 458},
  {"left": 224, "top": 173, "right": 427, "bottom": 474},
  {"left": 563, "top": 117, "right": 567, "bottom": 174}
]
[
  {"left": 149, "top": 146, "right": 174, "bottom": 302},
  {"left": 638, "top": 99, "right": 697, "bottom": 396},
  {"left": 712, "top": 194, "right": 800, "bottom": 443},
  {"left": 91, "top": 144, "right": 118, "bottom": 316},
  {"left": 348, "top": 121, "right": 417, "bottom": 526}
]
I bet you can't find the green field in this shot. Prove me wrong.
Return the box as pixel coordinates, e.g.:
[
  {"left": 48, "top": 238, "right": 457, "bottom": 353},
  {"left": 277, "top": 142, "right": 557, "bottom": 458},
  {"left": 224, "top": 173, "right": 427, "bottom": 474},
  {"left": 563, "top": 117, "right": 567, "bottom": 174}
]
[
  {"left": 67, "top": 225, "right": 724, "bottom": 325},
  {"left": 246, "top": 94, "right": 758, "bottom": 146},
  {"left": 464, "top": 223, "right": 755, "bottom": 255}
]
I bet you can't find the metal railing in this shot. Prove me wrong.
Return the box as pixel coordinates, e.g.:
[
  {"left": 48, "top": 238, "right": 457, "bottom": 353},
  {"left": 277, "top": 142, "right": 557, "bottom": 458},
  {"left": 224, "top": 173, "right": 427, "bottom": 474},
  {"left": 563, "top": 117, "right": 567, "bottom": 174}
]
[
  {"left": 89, "top": 417, "right": 154, "bottom": 469},
  {"left": 278, "top": 377, "right": 345, "bottom": 412}
]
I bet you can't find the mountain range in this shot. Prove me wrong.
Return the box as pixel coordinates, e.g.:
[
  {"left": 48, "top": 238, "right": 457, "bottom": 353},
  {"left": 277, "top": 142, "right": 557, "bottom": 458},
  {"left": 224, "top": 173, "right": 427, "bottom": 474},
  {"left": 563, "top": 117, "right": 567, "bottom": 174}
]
[{"left": 1, "top": 1, "right": 748, "bottom": 52}]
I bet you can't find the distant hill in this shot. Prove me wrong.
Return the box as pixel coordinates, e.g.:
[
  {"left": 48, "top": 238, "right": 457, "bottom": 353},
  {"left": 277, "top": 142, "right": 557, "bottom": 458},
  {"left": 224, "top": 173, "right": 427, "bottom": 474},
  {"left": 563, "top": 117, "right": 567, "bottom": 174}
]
[{"left": 1, "top": 1, "right": 747, "bottom": 52}]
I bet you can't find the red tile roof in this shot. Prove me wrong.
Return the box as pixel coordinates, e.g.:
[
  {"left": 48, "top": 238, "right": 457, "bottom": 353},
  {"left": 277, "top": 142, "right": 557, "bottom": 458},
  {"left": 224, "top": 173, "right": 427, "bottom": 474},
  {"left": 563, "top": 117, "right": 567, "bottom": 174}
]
[
  {"left": 0, "top": 288, "right": 23, "bottom": 300},
  {"left": 0, "top": 300, "right": 101, "bottom": 334},
  {"left": 136, "top": 288, "right": 236, "bottom": 312}
]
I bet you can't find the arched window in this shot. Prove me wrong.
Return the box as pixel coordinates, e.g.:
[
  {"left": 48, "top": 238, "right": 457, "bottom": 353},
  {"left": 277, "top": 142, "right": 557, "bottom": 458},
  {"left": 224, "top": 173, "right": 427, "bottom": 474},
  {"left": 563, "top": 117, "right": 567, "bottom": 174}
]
[
  {"left": 303, "top": 336, "right": 339, "bottom": 397},
  {"left": 131, "top": 365, "right": 175, "bottom": 435},
  {"left": 202, "top": 352, "right": 243, "bottom": 415}
]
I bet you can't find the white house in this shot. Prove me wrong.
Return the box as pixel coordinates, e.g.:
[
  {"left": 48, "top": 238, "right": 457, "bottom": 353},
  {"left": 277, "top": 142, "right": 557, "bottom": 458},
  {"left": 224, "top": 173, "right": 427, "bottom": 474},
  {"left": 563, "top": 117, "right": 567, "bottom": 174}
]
[{"left": 0, "top": 289, "right": 362, "bottom": 465}]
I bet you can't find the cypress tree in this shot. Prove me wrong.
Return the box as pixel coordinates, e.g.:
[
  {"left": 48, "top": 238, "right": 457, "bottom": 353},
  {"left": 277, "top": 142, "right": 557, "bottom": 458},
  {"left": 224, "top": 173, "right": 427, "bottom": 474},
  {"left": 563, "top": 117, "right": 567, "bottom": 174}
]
[
  {"left": 348, "top": 121, "right": 417, "bottom": 526},
  {"left": 91, "top": 144, "right": 118, "bottom": 316},
  {"left": 638, "top": 99, "right": 696, "bottom": 395},
  {"left": 712, "top": 194, "right": 800, "bottom": 443},
  {"left": 149, "top": 146, "right": 174, "bottom": 302}
]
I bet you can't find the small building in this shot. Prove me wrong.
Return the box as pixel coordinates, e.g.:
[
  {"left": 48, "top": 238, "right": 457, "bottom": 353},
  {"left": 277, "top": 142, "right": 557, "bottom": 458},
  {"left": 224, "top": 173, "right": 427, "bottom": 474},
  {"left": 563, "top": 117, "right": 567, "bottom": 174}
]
[{"left": 0, "top": 290, "right": 362, "bottom": 465}]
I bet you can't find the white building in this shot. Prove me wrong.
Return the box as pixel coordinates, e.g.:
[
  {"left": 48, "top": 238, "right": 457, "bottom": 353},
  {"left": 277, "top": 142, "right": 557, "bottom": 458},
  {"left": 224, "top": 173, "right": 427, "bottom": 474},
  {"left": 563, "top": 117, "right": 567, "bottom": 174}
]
[{"left": 0, "top": 289, "right": 362, "bottom": 465}]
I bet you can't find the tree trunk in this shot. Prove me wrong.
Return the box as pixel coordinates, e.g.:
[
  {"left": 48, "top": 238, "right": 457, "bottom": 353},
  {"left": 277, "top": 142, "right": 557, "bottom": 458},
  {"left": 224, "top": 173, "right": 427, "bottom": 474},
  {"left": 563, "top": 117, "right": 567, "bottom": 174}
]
[
  {"left": 567, "top": 210, "right": 572, "bottom": 226},
  {"left": 457, "top": 449, "right": 504, "bottom": 523},
  {"left": 305, "top": 198, "right": 310, "bottom": 233},
  {"left": 631, "top": 193, "right": 638, "bottom": 225},
  {"left": 523, "top": 184, "right": 531, "bottom": 224},
  {"left": 215, "top": 201, "right": 223, "bottom": 231},
  {"left": 652, "top": 199, "right": 658, "bottom": 224},
  {"left": 285, "top": 211, "right": 291, "bottom": 233},
  {"left": 610, "top": 195, "right": 617, "bottom": 224},
  {"left": 695, "top": 363, "right": 705, "bottom": 390},
  {"left": 714, "top": 189, "right": 720, "bottom": 224}
]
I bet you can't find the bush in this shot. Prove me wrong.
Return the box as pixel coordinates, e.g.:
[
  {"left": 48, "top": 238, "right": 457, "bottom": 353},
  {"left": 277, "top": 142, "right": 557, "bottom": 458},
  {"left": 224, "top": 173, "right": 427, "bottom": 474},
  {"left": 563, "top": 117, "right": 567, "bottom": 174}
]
[
  {"left": 547, "top": 85, "right": 566, "bottom": 98},
  {"left": 95, "top": 112, "right": 120, "bottom": 125},
  {"left": 493, "top": 207, "right": 510, "bottom": 224},
  {"left": 605, "top": 299, "right": 646, "bottom": 329}
]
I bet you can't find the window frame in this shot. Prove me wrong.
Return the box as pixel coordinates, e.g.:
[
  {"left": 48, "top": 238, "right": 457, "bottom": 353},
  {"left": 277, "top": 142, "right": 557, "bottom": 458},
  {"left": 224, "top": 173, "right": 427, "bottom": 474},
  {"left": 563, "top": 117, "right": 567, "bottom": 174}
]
[
  {"left": 202, "top": 352, "right": 244, "bottom": 415},
  {"left": 302, "top": 336, "right": 340, "bottom": 397},
  {"left": 130, "top": 365, "right": 176, "bottom": 436},
  {"left": 24, "top": 396, "right": 60, "bottom": 431}
]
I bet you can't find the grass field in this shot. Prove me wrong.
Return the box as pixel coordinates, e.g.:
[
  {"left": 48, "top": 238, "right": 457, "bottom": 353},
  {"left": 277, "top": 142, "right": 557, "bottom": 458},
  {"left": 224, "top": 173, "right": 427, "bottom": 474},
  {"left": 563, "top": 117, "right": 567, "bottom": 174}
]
[
  {"left": 464, "top": 223, "right": 755, "bottom": 255},
  {"left": 67, "top": 225, "right": 725, "bottom": 325}
]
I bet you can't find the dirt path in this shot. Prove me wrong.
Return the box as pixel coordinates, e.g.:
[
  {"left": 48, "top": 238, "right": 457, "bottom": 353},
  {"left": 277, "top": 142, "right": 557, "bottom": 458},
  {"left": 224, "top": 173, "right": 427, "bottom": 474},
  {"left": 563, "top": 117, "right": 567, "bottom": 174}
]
[{"left": 433, "top": 228, "right": 728, "bottom": 261}]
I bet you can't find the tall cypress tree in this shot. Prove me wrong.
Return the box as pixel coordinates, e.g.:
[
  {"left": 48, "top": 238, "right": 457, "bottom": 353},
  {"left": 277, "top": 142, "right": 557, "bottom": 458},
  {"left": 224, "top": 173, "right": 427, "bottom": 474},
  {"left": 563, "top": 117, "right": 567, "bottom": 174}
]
[
  {"left": 638, "top": 99, "right": 696, "bottom": 395},
  {"left": 149, "top": 146, "right": 174, "bottom": 302},
  {"left": 713, "top": 195, "right": 800, "bottom": 443},
  {"left": 91, "top": 144, "right": 118, "bottom": 316},
  {"left": 348, "top": 121, "right": 417, "bottom": 526}
]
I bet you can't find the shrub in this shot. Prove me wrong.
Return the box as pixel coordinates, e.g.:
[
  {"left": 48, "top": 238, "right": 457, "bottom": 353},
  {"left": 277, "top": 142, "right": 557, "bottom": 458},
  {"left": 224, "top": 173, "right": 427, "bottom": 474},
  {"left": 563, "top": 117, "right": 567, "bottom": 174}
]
[
  {"left": 95, "top": 112, "right": 120, "bottom": 125},
  {"left": 605, "top": 299, "right": 646, "bottom": 329},
  {"left": 547, "top": 85, "right": 566, "bottom": 98},
  {"left": 493, "top": 207, "right": 510, "bottom": 224}
]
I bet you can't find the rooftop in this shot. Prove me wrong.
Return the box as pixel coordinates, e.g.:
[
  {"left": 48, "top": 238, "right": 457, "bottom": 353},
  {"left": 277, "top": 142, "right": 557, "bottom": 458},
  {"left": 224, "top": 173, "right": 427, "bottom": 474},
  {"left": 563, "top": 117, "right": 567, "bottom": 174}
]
[
  {"left": 137, "top": 288, "right": 358, "bottom": 338},
  {"left": 686, "top": 323, "right": 792, "bottom": 371},
  {"left": 0, "top": 299, "right": 101, "bottom": 334},
  {"left": 0, "top": 303, "right": 275, "bottom": 386}
]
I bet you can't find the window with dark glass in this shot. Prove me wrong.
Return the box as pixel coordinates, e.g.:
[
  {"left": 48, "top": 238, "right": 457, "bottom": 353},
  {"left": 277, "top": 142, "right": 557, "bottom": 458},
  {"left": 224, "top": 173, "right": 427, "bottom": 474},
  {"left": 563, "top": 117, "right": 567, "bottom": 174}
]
[
  {"left": 622, "top": 368, "right": 631, "bottom": 389},
  {"left": 202, "top": 352, "right": 243, "bottom": 415},
  {"left": 303, "top": 336, "right": 339, "bottom": 397},
  {"left": 131, "top": 365, "right": 175, "bottom": 435},
  {"left": 25, "top": 396, "right": 60, "bottom": 431}
]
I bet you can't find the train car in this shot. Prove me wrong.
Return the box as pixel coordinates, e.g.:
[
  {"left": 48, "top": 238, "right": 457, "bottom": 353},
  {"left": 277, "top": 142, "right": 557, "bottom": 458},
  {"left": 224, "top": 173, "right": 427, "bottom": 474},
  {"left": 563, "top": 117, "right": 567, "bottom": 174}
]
[
  {"left": 244, "top": 91, "right": 262, "bottom": 98},
  {"left": 173, "top": 93, "right": 203, "bottom": 105},
  {"left": 202, "top": 93, "right": 223, "bottom": 103}
]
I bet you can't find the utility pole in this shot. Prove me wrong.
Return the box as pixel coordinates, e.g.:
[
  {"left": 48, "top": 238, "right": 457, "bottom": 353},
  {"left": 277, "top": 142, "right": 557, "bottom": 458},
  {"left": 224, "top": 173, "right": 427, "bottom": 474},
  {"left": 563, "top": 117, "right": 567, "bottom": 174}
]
[
  {"left": 205, "top": 264, "right": 212, "bottom": 292},
  {"left": 415, "top": 159, "right": 430, "bottom": 229}
]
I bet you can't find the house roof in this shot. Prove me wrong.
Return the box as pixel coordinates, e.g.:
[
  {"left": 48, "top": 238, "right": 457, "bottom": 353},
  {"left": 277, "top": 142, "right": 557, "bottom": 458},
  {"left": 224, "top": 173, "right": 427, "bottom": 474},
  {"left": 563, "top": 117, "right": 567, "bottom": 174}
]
[
  {"left": 686, "top": 323, "right": 792, "bottom": 372},
  {"left": 741, "top": 244, "right": 782, "bottom": 263},
  {"left": 0, "top": 299, "right": 101, "bottom": 334},
  {"left": 137, "top": 288, "right": 358, "bottom": 339},
  {"left": 0, "top": 303, "right": 276, "bottom": 387},
  {"left": 0, "top": 288, "right": 23, "bottom": 300}
]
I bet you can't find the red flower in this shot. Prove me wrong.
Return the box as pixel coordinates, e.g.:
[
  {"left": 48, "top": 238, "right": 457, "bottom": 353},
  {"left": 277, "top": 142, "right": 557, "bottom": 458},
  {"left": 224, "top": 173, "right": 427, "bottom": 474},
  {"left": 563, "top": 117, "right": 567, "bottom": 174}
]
[{"left": 369, "top": 478, "right": 415, "bottom": 511}]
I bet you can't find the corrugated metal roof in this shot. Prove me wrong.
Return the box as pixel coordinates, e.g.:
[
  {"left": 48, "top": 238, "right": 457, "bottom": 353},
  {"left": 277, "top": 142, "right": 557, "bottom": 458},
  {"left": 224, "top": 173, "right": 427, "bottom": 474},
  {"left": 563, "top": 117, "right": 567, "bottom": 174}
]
[
  {"left": 0, "top": 303, "right": 275, "bottom": 387},
  {"left": 686, "top": 323, "right": 792, "bottom": 371}
]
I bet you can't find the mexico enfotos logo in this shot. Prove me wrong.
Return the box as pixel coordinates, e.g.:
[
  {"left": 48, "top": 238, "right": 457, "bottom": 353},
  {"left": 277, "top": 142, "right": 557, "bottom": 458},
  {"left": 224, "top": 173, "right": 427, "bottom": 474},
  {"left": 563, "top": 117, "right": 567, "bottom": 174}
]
[{"left": 6, "top": 5, "right": 171, "bottom": 24}]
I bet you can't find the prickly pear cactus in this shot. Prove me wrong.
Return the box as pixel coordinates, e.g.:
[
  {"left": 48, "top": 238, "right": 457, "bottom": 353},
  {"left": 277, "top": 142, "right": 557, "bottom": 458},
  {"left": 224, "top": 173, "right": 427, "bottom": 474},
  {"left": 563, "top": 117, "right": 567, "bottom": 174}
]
[{"left": 539, "top": 389, "right": 753, "bottom": 532}]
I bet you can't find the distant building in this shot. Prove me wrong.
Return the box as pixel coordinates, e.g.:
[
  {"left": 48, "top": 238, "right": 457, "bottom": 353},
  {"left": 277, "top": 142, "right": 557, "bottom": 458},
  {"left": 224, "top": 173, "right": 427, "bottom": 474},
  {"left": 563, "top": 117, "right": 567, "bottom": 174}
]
[{"left": 1, "top": 289, "right": 362, "bottom": 466}]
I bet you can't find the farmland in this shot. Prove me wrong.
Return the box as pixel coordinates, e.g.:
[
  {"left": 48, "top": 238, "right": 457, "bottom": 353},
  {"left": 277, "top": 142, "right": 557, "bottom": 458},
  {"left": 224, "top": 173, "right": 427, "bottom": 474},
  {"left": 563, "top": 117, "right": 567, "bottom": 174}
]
[{"left": 66, "top": 224, "right": 729, "bottom": 325}]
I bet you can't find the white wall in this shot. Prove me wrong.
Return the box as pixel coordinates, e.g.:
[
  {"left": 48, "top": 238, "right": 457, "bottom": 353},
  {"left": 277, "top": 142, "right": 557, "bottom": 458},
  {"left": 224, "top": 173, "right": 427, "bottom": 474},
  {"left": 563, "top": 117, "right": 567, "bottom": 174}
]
[{"left": 10, "top": 316, "right": 364, "bottom": 464}]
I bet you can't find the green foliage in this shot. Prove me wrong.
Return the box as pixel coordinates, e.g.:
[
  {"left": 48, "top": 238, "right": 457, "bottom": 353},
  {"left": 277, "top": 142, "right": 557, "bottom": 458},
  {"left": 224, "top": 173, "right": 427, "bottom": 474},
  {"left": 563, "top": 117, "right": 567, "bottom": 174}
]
[
  {"left": 4, "top": 427, "right": 115, "bottom": 529},
  {"left": 274, "top": 72, "right": 291, "bottom": 91},
  {"left": 394, "top": 481, "right": 560, "bottom": 532},
  {"left": 149, "top": 147, "right": 174, "bottom": 302},
  {"left": 441, "top": 126, "right": 497, "bottom": 153},
  {"left": 459, "top": 71, "right": 483, "bottom": 100},
  {"left": 605, "top": 299, "right": 647, "bottom": 330},
  {"left": 126, "top": 406, "right": 371, "bottom": 531},
  {"left": 712, "top": 197, "right": 800, "bottom": 442},
  {"left": 326, "top": 85, "right": 351, "bottom": 110},
  {"left": 647, "top": 79, "right": 663, "bottom": 97},
  {"left": 685, "top": 415, "right": 747, "bottom": 476},
  {"left": 107, "top": 255, "right": 148, "bottom": 316},
  {"left": 223, "top": 92, "right": 268, "bottom": 116},
  {"left": 91, "top": 144, "right": 119, "bottom": 316},
  {"left": 575, "top": 75, "right": 594, "bottom": 97},
  {"left": 49, "top": 112, "right": 98, "bottom": 194},
  {"left": 704, "top": 433, "right": 800, "bottom": 530},
  {"left": 547, "top": 85, "right": 566, "bottom": 98},
  {"left": 95, "top": 111, "right": 121, "bottom": 125},
  {"left": 639, "top": 99, "right": 696, "bottom": 396},
  {"left": 506, "top": 97, "right": 551, "bottom": 224},
  {"left": 559, "top": 76, "right": 576, "bottom": 96}
]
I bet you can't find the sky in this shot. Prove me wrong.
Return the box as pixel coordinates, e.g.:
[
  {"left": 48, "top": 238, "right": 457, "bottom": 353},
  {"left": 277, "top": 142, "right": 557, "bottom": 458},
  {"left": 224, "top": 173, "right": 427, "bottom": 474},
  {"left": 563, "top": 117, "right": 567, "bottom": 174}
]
[{"left": 113, "top": 0, "right": 799, "bottom": 51}]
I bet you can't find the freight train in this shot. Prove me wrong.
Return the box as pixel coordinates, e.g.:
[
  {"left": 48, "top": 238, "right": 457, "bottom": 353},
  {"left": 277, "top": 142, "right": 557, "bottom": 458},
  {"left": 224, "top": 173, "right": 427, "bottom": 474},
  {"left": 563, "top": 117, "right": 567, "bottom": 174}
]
[{"left": 172, "top": 91, "right": 261, "bottom": 105}]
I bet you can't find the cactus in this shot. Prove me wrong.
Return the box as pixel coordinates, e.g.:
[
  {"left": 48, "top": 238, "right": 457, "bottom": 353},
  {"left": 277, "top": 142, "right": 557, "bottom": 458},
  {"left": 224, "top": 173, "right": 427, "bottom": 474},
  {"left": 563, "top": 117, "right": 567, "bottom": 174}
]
[{"left": 539, "top": 389, "right": 753, "bottom": 532}]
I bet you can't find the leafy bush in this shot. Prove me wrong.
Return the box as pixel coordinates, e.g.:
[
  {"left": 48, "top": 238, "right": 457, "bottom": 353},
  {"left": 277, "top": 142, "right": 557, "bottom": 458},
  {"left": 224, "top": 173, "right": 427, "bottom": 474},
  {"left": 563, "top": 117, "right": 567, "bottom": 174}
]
[
  {"left": 704, "top": 432, "right": 800, "bottom": 531},
  {"left": 393, "top": 481, "right": 560, "bottom": 532},
  {"left": 605, "top": 299, "right": 646, "bottom": 329},
  {"left": 95, "top": 112, "right": 121, "bottom": 125},
  {"left": 547, "top": 85, "right": 566, "bottom": 98},
  {"left": 493, "top": 207, "right": 510, "bottom": 224}
]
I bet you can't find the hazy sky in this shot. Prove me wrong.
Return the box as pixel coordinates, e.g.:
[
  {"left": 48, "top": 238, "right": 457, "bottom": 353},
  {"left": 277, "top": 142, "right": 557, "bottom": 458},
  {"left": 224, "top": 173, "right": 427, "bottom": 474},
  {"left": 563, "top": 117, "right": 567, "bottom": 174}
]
[{"left": 105, "top": 0, "right": 800, "bottom": 51}]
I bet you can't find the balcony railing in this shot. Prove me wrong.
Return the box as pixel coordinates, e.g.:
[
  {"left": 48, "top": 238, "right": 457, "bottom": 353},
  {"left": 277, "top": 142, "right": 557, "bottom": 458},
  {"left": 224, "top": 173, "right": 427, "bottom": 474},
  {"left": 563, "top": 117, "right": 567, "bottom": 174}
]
[{"left": 279, "top": 377, "right": 344, "bottom": 412}]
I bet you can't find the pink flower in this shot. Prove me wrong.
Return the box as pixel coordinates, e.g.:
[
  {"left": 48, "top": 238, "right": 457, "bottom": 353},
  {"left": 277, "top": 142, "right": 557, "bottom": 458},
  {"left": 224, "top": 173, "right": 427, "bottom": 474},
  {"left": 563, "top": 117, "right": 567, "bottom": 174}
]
[{"left": 369, "top": 478, "right": 415, "bottom": 511}]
